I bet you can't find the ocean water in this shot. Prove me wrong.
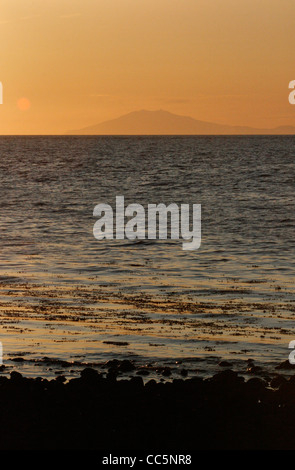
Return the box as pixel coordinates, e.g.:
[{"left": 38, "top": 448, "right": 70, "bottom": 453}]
[{"left": 0, "top": 135, "right": 294, "bottom": 380}]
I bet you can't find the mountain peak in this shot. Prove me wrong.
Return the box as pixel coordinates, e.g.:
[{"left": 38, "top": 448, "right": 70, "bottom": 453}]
[{"left": 67, "top": 110, "right": 295, "bottom": 135}]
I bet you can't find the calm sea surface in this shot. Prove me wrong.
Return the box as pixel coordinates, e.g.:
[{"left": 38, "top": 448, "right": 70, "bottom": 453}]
[{"left": 0, "top": 136, "right": 294, "bottom": 379}]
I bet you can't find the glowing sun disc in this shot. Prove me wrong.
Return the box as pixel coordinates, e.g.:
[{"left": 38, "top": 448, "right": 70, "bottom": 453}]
[{"left": 17, "top": 97, "right": 31, "bottom": 111}]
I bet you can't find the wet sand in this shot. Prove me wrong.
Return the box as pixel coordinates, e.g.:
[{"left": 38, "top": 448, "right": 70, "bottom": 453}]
[
  {"left": 1, "top": 278, "right": 295, "bottom": 382},
  {"left": 1, "top": 365, "right": 295, "bottom": 450}
]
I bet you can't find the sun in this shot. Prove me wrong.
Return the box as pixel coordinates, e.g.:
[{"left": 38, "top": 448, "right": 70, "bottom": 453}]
[{"left": 17, "top": 97, "right": 31, "bottom": 111}]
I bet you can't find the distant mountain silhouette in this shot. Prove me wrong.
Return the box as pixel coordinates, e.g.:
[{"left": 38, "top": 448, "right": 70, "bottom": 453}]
[{"left": 67, "top": 109, "right": 295, "bottom": 135}]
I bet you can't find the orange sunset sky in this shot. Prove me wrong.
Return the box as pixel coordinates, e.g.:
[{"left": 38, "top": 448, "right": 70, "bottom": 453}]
[{"left": 0, "top": 0, "right": 295, "bottom": 134}]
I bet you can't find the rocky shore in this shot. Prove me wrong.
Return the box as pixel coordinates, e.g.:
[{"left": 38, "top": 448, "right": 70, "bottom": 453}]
[{"left": 1, "top": 366, "right": 295, "bottom": 450}]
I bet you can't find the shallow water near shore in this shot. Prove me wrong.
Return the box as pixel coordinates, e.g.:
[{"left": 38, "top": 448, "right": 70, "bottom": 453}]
[{"left": 0, "top": 135, "right": 294, "bottom": 380}]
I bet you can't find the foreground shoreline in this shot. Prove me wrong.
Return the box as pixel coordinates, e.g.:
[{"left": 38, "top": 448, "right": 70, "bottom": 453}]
[{"left": 1, "top": 367, "right": 295, "bottom": 450}]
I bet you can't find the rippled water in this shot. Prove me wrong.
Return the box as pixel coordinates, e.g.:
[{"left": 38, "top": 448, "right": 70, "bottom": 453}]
[{"left": 0, "top": 136, "right": 294, "bottom": 379}]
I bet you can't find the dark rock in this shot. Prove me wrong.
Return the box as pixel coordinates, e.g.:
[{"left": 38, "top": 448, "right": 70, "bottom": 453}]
[
  {"left": 55, "top": 375, "right": 66, "bottom": 383},
  {"left": 246, "top": 365, "right": 262, "bottom": 374},
  {"left": 173, "top": 378, "right": 184, "bottom": 386},
  {"left": 245, "top": 377, "right": 267, "bottom": 391},
  {"left": 129, "top": 376, "right": 144, "bottom": 388},
  {"left": 105, "top": 359, "right": 120, "bottom": 369},
  {"left": 106, "top": 371, "right": 118, "bottom": 382},
  {"left": 118, "top": 360, "right": 135, "bottom": 372},
  {"left": 218, "top": 361, "right": 233, "bottom": 367},
  {"left": 10, "top": 371, "right": 23, "bottom": 382},
  {"left": 277, "top": 378, "right": 295, "bottom": 402},
  {"left": 276, "top": 360, "right": 295, "bottom": 370},
  {"left": 288, "top": 375, "right": 295, "bottom": 386},
  {"left": 2, "top": 368, "right": 295, "bottom": 450},
  {"left": 145, "top": 379, "right": 157, "bottom": 390},
  {"left": 136, "top": 368, "right": 150, "bottom": 376},
  {"left": 270, "top": 375, "right": 287, "bottom": 389},
  {"left": 211, "top": 369, "right": 242, "bottom": 385},
  {"left": 80, "top": 367, "right": 100, "bottom": 382},
  {"left": 162, "top": 367, "right": 171, "bottom": 377}
]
